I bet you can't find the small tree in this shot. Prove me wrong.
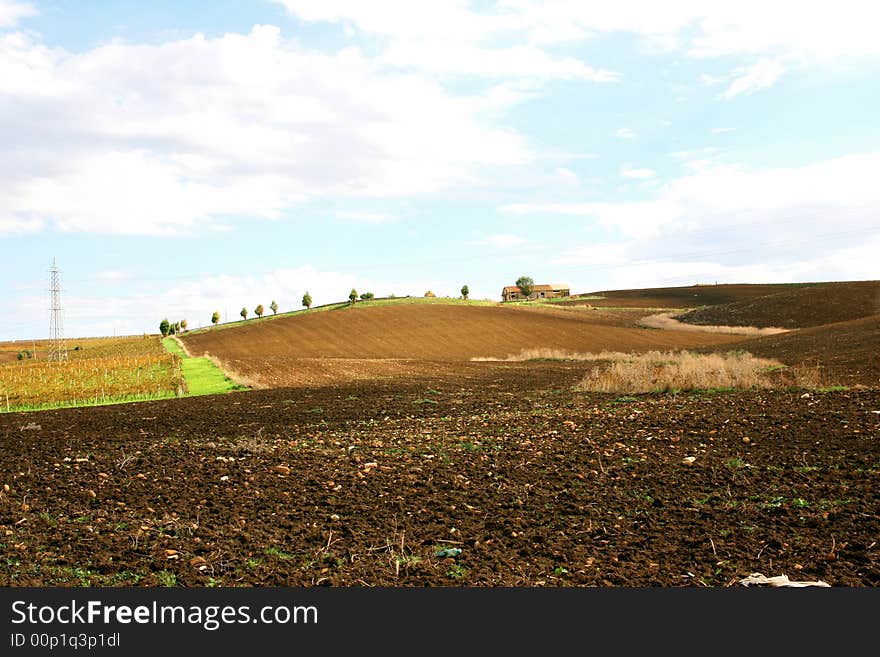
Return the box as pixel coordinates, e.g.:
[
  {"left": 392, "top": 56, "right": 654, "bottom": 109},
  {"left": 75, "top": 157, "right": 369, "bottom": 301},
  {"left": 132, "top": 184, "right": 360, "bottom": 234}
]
[
  {"left": 302, "top": 292, "right": 312, "bottom": 309},
  {"left": 461, "top": 285, "right": 469, "bottom": 300},
  {"left": 255, "top": 304, "right": 264, "bottom": 318},
  {"left": 424, "top": 290, "right": 436, "bottom": 297},
  {"left": 240, "top": 307, "right": 248, "bottom": 321},
  {"left": 360, "top": 292, "right": 374, "bottom": 301},
  {"left": 270, "top": 300, "right": 278, "bottom": 315},
  {"left": 159, "top": 318, "right": 170, "bottom": 337},
  {"left": 349, "top": 288, "right": 358, "bottom": 305},
  {"left": 211, "top": 311, "right": 220, "bottom": 325},
  {"left": 516, "top": 275, "right": 534, "bottom": 299},
  {"left": 172, "top": 321, "right": 181, "bottom": 334},
  {"left": 180, "top": 319, "right": 187, "bottom": 332}
]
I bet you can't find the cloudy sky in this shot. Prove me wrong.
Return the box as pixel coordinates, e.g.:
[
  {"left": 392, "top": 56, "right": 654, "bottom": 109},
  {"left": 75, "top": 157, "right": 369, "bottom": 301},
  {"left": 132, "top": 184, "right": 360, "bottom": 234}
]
[{"left": 2, "top": 0, "right": 879, "bottom": 339}]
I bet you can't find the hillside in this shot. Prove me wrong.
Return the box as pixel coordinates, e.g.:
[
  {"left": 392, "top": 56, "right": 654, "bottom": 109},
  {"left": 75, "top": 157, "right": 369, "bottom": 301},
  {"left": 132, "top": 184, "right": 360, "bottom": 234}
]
[
  {"left": 179, "top": 302, "right": 741, "bottom": 387},
  {"left": 721, "top": 314, "right": 880, "bottom": 386},
  {"left": 676, "top": 281, "right": 880, "bottom": 329},
  {"left": 566, "top": 283, "right": 813, "bottom": 309}
]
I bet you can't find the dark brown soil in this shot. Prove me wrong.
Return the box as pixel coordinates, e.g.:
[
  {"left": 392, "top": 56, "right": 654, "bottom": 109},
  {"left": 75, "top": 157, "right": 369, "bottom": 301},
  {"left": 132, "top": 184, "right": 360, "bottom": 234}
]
[
  {"left": 572, "top": 283, "right": 817, "bottom": 308},
  {"left": 724, "top": 314, "right": 880, "bottom": 387},
  {"left": 2, "top": 362, "right": 878, "bottom": 587},
  {"left": 181, "top": 305, "right": 739, "bottom": 388},
  {"left": 676, "top": 281, "right": 880, "bottom": 329}
]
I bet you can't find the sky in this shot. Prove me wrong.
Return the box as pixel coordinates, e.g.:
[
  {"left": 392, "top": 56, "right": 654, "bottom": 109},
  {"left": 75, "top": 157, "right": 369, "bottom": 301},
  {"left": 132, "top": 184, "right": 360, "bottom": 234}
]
[{"left": 1, "top": 0, "right": 879, "bottom": 340}]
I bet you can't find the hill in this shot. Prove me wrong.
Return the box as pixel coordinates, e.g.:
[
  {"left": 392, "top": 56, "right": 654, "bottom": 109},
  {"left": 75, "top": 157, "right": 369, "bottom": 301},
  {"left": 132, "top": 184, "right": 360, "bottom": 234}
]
[
  {"left": 720, "top": 314, "right": 880, "bottom": 386},
  {"left": 676, "top": 281, "right": 880, "bottom": 329},
  {"left": 179, "top": 302, "right": 740, "bottom": 387},
  {"left": 565, "top": 283, "right": 813, "bottom": 309}
]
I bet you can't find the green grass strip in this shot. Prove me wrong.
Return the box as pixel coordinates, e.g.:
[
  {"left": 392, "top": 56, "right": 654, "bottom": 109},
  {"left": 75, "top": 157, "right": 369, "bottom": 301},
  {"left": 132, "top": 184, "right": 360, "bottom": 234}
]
[{"left": 162, "top": 337, "right": 243, "bottom": 396}]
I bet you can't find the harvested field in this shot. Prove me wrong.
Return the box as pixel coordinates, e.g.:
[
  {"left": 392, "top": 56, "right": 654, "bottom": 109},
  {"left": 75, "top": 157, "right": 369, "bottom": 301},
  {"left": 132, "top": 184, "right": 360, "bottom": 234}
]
[
  {"left": 181, "top": 304, "right": 741, "bottom": 388},
  {"left": 676, "top": 281, "right": 880, "bottom": 329},
  {"left": 1, "top": 362, "right": 877, "bottom": 587}
]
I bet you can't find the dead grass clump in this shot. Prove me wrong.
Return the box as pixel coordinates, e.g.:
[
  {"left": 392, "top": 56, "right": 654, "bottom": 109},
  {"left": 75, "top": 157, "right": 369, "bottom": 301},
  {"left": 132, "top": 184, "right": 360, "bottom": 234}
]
[
  {"left": 574, "top": 350, "right": 822, "bottom": 393},
  {"left": 639, "top": 313, "right": 790, "bottom": 336},
  {"left": 472, "top": 348, "right": 596, "bottom": 362}
]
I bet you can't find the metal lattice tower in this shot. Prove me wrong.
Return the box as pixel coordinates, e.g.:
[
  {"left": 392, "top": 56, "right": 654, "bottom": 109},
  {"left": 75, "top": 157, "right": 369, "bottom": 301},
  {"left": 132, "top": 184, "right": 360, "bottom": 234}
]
[{"left": 48, "top": 258, "right": 68, "bottom": 362}]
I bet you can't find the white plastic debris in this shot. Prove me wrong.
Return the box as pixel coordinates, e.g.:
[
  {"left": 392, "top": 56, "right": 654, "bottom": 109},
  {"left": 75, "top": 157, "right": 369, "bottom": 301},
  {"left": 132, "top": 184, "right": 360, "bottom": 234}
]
[{"left": 738, "top": 572, "right": 830, "bottom": 587}]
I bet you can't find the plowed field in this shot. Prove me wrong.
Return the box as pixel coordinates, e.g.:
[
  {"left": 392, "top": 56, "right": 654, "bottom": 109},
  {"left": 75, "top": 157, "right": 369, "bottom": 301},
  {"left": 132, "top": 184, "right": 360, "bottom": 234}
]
[
  {"left": 180, "top": 304, "right": 741, "bottom": 388},
  {"left": 723, "top": 314, "right": 880, "bottom": 387},
  {"left": 572, "top": 283, "right": 814, "bottom": 308},
  {"left": 1, "top": 362, "right": 878, "bottom": 587},
  {"left": 676, "top": 281, "right": 880, "bottom": 329}
]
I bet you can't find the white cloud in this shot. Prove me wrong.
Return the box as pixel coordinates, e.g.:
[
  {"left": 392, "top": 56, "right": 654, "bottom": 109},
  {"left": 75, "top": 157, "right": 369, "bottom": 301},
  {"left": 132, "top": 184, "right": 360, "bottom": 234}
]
[
  {"left": 721, "top": 58, "right": 785, "bottom": 99},
  {"left": 711, "top": 127, "right": 734, "bottom": 134},
  {"left": 0, "top": 27, "right": 533, "bottom": 236},
  {"left": 274, "top": 0, "right": 618, "bottom": 81},
  {"left": 556, "top": 167, "right": 579, "bottom": 183},
  {"left": 335, "top": 210, "right": 397, "bottom": 223},
  {"left": 620, "top": 164, "right": 656, "bottom": 179},
  {"left": 502, "top": 153, "right": 880, "bottom": 244},
  {"left": 0, "top": 0, "right": 33, "bottom": 28},
  {"left": 615, "top": 128, "right": 637, "bottom": 140}
]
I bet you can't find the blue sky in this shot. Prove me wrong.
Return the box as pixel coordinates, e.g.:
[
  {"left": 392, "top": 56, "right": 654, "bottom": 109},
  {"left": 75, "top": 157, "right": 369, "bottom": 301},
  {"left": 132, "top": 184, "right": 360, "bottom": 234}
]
[{"left": 1, "top": 0, "right": 879, "bottom": 339}]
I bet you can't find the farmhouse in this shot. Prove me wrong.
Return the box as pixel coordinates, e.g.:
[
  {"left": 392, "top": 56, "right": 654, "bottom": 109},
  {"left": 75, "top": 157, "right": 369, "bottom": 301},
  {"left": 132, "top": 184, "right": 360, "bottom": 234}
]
[{"left": 501, "top": 283, "right": 571, "bottom": 302}]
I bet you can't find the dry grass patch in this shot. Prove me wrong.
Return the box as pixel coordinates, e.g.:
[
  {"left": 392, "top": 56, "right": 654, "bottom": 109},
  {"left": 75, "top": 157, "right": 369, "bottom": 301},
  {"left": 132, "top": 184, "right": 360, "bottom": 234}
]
[
  {"left": 473, "top": 348, "right": 822, "bottom": 392},
  {"left": 576, "top": 350, "right": 821, "bottom": 393},
  {"left": 639, "top": 313, "right": 790, "bottom": 336}
]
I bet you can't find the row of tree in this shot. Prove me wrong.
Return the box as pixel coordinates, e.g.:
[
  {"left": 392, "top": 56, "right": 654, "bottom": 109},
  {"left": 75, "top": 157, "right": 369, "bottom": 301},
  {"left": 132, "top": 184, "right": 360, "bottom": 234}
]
[
  {"left": 160, "top": 284, "right": 475, "bottom": 335},
  {"left": 159, "top": 318, "right": 187, "bottom": 336}
]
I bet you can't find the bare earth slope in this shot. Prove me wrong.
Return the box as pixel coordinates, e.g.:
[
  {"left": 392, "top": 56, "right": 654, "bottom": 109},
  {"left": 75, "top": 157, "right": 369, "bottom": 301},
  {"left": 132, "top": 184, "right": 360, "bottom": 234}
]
[
  {"left": 677, "top": 281, "right": 880, "bottom": 329},
  {"left": 180, "top": 304, "right": 740, "bottom": 387},
  {"left": 568, "top": 283, "right": 813, "bottom": 309},
  {"left": 721, "top": 314, "right": 880, "bottom": 387}
]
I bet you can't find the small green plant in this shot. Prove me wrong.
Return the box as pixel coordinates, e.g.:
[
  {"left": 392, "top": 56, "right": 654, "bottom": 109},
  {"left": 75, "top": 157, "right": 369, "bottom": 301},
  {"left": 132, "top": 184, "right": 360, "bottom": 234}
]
[
  {"left": 725, "top": 457, "right": 745, "bottom": 472},
  {"left": 155, "top": 570, "right": 177, "bottom": 587},
  {"left": 265, "top": 546, "right": 295, "bottom": 561},
  {"left": 447, "top": 563, "right": 467, "bottom": 579},
  {"left": 552, "top": 565, "right": 569, "bottom": 576}
]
